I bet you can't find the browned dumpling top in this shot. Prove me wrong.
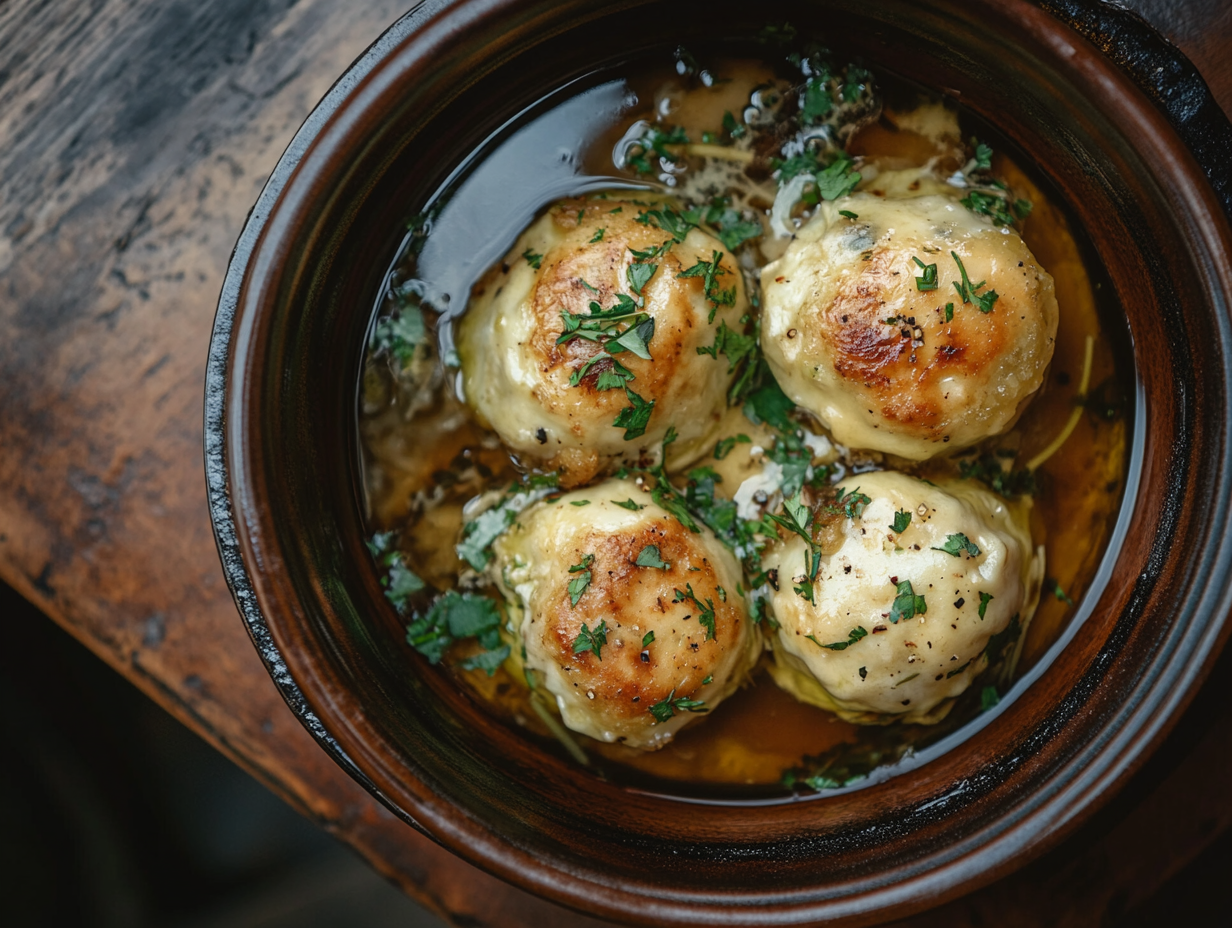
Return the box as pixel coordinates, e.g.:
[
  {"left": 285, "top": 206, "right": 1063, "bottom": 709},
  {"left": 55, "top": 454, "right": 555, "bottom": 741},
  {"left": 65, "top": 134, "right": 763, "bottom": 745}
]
[
  {"left": 458, "top": 195, "right": 748, "bottom": 485},
  {"left": 760, "top": 192, "right": 1058, "bottom": 460},
  {"left": 490, "top": 478, "right": 762, "bottom": 750}
]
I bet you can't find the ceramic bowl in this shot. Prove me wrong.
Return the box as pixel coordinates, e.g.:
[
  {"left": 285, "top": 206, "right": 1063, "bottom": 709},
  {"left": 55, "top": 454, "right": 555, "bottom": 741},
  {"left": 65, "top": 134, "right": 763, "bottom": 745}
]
[{"left": 206, "top": 0, "right": 1232, "bottom": 923}]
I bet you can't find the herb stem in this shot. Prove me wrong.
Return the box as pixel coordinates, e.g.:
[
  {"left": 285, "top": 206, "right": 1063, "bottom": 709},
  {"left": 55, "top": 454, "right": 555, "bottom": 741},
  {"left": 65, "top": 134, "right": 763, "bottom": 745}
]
[
  {"left": 1026, "top": 334, "right": 1095, "bottom": 472},
  {"left": 686, "top": 143, "right": 755, "bottom": 164}
]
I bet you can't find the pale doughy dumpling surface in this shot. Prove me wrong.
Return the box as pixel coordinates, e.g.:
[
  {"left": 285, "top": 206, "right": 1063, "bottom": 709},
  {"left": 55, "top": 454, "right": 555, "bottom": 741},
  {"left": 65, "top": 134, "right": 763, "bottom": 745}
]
[
  {"left": 458, "top": 195, "right": 749, "bottom": 485},
  {"left": 761, "top": 192, "right": 1058, "bottom": 460},
  {"left": 761, "top": 470, "right": 1041, "bottom": 723},
  {"left": 490, "top": 478, "right": 761, "bottom": 750}
]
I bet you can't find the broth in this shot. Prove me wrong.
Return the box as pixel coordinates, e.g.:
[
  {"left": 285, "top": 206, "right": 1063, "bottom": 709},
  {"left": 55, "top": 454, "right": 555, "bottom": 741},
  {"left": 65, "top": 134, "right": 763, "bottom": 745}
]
[{"left": 359, "top": 41, "right": 1129, "bottom": 798}]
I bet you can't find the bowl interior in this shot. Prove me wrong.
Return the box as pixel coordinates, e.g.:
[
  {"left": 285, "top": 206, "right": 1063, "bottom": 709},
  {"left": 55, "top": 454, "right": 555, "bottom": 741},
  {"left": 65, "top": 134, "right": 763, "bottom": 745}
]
[{"left": 210, "top": 0, "right": 1232, "bottom": 923}]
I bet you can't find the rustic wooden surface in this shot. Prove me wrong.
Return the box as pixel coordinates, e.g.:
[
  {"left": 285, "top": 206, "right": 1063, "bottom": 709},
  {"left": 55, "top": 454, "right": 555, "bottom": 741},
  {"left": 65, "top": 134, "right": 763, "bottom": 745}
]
[{"left": 0, "top": 1, "right": 1228, "bottom": 925}]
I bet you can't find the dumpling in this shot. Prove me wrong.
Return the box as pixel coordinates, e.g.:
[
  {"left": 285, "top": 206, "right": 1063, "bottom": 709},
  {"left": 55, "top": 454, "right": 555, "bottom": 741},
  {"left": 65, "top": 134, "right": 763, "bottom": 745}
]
[
  {"left": 760, "top": 192, "right": 1058, "bottom": 460},
  {"left": 760, "top": 470, "right": 1042, "bottom": 723},
  {"left": 489, "top": 477, "right": 762, "bottom": 749},
  {"left": 457, "top": 194, "right": 749, "bottom": 486}
]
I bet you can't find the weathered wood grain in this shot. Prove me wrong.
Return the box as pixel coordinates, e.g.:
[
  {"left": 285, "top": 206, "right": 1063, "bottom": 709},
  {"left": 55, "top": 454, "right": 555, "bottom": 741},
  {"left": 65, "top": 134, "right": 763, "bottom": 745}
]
[{"left": 0, "top": 1, "right": 1229, "bottom": 926}]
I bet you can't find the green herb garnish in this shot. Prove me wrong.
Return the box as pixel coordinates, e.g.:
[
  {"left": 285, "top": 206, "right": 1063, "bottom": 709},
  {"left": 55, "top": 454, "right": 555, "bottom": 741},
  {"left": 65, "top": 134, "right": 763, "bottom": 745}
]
[
  {"left": 567, "top": 554, "right": 595, "bottom": 606},
  {"left": 649, "top": 689, "right": 709, "bottom": 723},
  {"left": 636, "top": 545, "right": 671, "bottom": 570},
  {"left": 978, "top": 591, "right": 994, "bottom": 619},
  {"left": 889, "top": 580, "right": 927, "bottom": 624},
  {"left": 932, "top": 533, "right": 981, "bottom": 558},
  {"left": 811, "top": 626, "right": 869, "bottom": 651},
  {"left": 613, "top": 386, "right": 655, "bottom": 440},
  {"left": 912, "top": 256, "right": 938, "bottom": 291},
  {"left": 522, "top": 248, "right": 543, "bottom": 269},
  {"left": 572, "top": 619, "right": 608, "bottom": 659},
  {"left": 891, "top": 510, "right": 912, "bottom": 533},
  {"left": 950, "top": 251, "right": 998, "bottom": 313}
]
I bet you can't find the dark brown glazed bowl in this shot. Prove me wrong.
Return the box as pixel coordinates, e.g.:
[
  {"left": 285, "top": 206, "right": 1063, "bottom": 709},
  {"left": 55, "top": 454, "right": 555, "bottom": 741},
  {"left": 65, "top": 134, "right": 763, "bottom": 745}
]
[{"left": 205, "top": 0, "right": 1232, "bottom": 924}]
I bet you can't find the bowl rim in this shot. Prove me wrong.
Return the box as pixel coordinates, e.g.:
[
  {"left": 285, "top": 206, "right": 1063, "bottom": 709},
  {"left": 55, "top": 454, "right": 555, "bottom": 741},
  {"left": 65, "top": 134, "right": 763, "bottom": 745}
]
[{"left": 206, "top": 0, "right": 1232, "bottom": 923}]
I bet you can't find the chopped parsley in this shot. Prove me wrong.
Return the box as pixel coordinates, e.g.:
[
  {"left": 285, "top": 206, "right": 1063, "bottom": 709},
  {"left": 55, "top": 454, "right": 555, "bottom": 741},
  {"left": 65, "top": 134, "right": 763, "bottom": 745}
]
[
  {"left": 370, "top": 307, "right": 426, "bottom": 369},
  {"left": 888, "top": 580, "right": 927, "bottom": 624},
  {"left": 366, "top": 532, "right": 426, "bottom": 614},
  {"left": 981, "top": 686, "right": 1001, "bottom": 710},
  {"left": 743, "top": 375, "right": 795, "bottom": 431},
  {"left": 589, "top": 228, "right": 606, "bottom": 243},
  {"left": 567, "top": 554, "right": 595, "bottom": 606},
  {"left": 697, "top": 320, "right": 757, "bottom": 373},
  {"left": 636, "top": 544, "right": 671, "bottom": 570},
  {"left": 800, "top": 74, "right": 834, "bottom": 124},
  {"left": 891, "top": 509, "right": 912, "bottom": 533},
  {"left": 612, "top": 386, "right": 655, "bottom": 440},
  {"left": 768, "top": 489, "right": 823, "bottom": 604},
  {"left": 721, "top": 110, "right": 747, "bottom": 139},
  {"left": 572, "top": 619, "right": 608, "bottom": 659},
  {"left": 627, "top": 260, "right": 657, "bottom": 296},
  {"left": 912, "top": 256, "right": 938, "bottom": 291},
  {"left": 1047, "top": 578, "right": 1075, "bottom": 605},
  {"left": 932, "top": 533, "right": 981, "bottom": 558},
  {"left": 770, "top": 149, "right": 862, "bottom": 203},
  {"left": 831, "top": 486, "right": 871, "bottom": 519},
  {"left": 713, "top": 433, "right": 752, "bottom": 460},
  {"left": 612, "top": 498, "right": 644, "bottom": 511},
  {"left": 674, "top": 583, "right": 717, "bottom": 640},
  {"left": 456, "top": 478, "right": 559, "bottom": 570},
  {"left": 978, "top": 590, "right": 994, "bottom": 619},
  {"left": 522, "top": 248, "right": 543, "bottom": 269},
  {"left": 838, "top": 209, "right": 859, "bottom": 220},
  {"left": 635, "top": 206, "right": 698, "bottom": 243},
  {"left": 649, "top": 688, "right": 709, "bottom": 723},
  {"left": 811, "top": 625, "right": 868, "bottom": 651},
  {"left": 944, "top": 301, "right": 954, "bottom": 322},
  {"left": 642, "top": 630, "right": 655, "bottom": 646},
  {"left": 626, "top": 125, "right": 690, "bottom": 175},
  {"left": 405, "top": 591, "right": 508, "bottom": 675},
  {"left": 702, "top": 197, "right": 763, "bottom": 251},
  {"left": 962, "top": 190, "right": 1032, "bottom": 226},
  {"left": 950, "top": 251, "right": 999, "bottom": 313},
  {"left": 570, "top": 500, "right": 591, "bottom": 507},
  {"left": 678, "top": 250, "right": 736, "bottom": 321},
  {"left": 959, "top": 452, "right": 1036, "bottom": 497}
]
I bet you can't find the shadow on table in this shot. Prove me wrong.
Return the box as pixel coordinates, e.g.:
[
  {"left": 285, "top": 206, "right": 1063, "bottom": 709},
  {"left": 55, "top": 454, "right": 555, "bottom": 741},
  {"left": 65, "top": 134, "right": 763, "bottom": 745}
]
[{"left": 0, "top": 580, "right": 444, "bottom": 928}]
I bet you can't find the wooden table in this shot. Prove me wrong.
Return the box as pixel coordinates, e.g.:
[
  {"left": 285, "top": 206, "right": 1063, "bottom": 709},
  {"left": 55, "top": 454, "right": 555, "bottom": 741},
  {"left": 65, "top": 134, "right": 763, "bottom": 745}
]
[{"left": 2, "top": 1, "right": 1229, "bottom": 925}]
